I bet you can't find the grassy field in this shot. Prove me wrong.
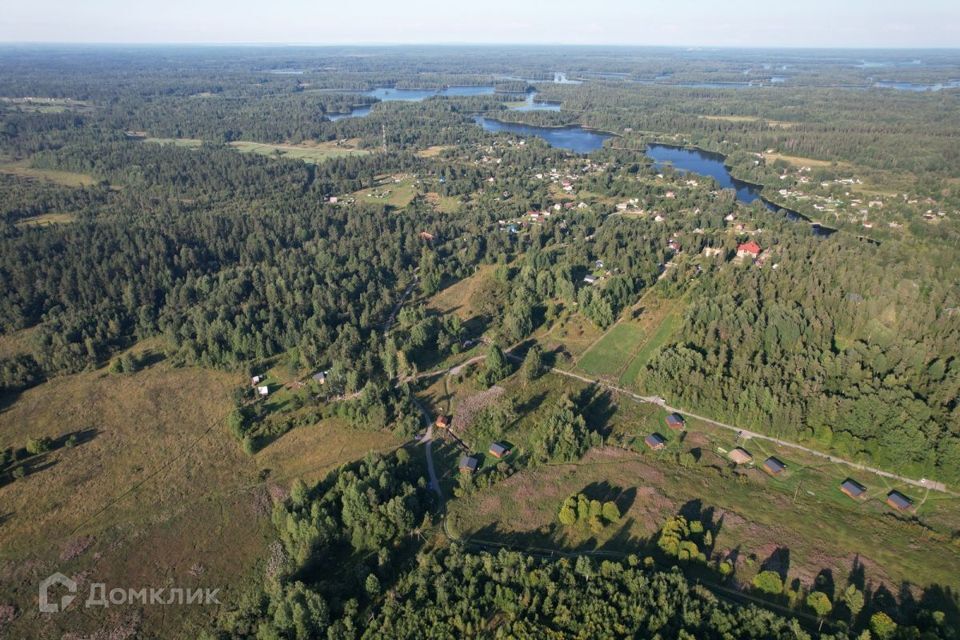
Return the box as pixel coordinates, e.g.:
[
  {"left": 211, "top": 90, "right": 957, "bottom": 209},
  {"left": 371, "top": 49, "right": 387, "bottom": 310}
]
[
  {"left": 142, "top": 137, "right": 204, "bottom": 147},
  {"left": 576, "top": 322, "right": 647, "bottom": 378},
  {"left": 416, "top": 145, "right": 453, "bottom": 158},
  {"left": 445, "top": 370, "right": 960, "bottom": 595},
  {"left": 429, "top": 265, "right": 496, "bottom": 317},
  {"left": 564, "top": 289, "right": 683, "bottom": 388},
  {"left": 350, "top": 174, "right": 419, "bottom": 208},
  {"left": 140, "top": 137, "right": 370, "bottom": 164},
  {"left": 425, "top": 191, "right": 462, "bottom": 213},
  {"left": 0, "top": 159, "right": 97, "bottom": 187},
  {"left": 14, "top": 212, "right": 77, "bottom": 228},
  {"left": 535, "top": 310, "right": 605, "bottom": 365},
  {"left": 619, "top": 311, "right": 681, "bottom": 387},
  {"left": 229, "top": 139, "right": 369, "bottom": 164},
  {"left": 0, "top": 340, "right": 399, "bottom": 637}
]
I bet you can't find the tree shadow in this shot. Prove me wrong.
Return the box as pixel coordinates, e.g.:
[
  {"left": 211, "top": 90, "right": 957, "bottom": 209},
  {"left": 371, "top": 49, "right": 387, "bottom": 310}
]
[
  {"left": 516, "top": 392, "right": 547, "bottom": 416},
  {"left": 52, "top": 428, "right": 99, "bottom": 449},
  {"left": 577, "top": 385, "right": 616, "bottom": 436},
  {"left": 581, "top": 481, "right": 637, "bottom": 514},
  {"left": 815, "top": 569, "right": 835, "bottom": 600},
  {"left": 760, "top": 546, "right": 791, "bottom": 580}
]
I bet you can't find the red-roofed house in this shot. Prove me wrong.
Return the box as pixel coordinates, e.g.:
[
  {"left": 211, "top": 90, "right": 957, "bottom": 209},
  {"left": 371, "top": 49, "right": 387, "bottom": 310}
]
[{"left": 736, "top": 241, "right": 762, "bottom": 258}]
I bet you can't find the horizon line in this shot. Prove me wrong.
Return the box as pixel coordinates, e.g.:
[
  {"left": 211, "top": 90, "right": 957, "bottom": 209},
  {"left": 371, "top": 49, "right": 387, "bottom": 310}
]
[{"left": 1, "top": 41, "right": 959, "bottom": 51}]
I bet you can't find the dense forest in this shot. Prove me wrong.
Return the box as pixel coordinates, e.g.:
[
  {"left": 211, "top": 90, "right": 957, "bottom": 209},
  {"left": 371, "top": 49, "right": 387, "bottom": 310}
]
[{"left": 2, "top": 46, "right": 960, "bottom": 638}]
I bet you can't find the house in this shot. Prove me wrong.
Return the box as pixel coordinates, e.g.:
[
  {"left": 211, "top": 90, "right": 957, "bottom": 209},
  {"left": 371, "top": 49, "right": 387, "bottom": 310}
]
[
  {"left": 459, "top": 455, "right": 479, "bottom": 474},
  {"left": 257, "top": 385, "right": 270, "bottom": 397},
  {"left": 489, "top": 443, "right": 510, "bottom": 459},
  {"left": 312, "top": 370, "right": 329, "bottom": 384},
  {"left": 328, "top": 196, "right": 338, "bottom": 204},
  {"left": 419, "top": 231, "right": 435, "bottom": 242},
  {"left": 644, "top": 433, "right": 666, "bottom": 451},
  {"left": 583, "top": 275, "right": 597, "bottom": 285},
  {"left": 736, "top": 241, "right": 762, "bottom": 258},
  {"left": 665, "top": 413, "right": 685, "bottom": 431},
  {"left": 761, "top": 456, "right": 786, "bottom": 476},
  {"left": 840, "top": 478, "right": 867, "bottom": 500},
  {"left": 886, "top": 490, "right": 913, "bottom": 511},
  {"left": 435, "top": 415, "right": 450, "bottom": 429},
  {"left": 728, "top": 447, "right": 753, "bottom": 465}
]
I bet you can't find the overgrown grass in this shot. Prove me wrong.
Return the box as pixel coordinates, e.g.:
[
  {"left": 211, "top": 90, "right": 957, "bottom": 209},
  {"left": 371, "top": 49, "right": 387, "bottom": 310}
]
[{"left": 577, "top": 323, "right": 646, "bottom": 378}]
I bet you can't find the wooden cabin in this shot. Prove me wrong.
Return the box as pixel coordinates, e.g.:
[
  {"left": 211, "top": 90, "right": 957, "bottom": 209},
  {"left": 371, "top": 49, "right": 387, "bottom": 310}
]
[
  {"left": 728, "top": 447, "right": 753, "bottom": 465},
  {"left": 840, "top": 478, "right": 867, "bottom": 500}
]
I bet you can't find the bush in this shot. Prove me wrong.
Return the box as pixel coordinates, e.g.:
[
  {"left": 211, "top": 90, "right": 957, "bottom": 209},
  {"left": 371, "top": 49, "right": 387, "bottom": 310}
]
[
  {"left": 25, "top": 436, "right": 53, "bottom": 456},
  {"left": 752, "top": 571, "right": 784, "bottom": 595},
  {"left": 806, "top": 591, "right": 833, "bottom": 617},
  {"left": 869, "top": 612, "right": 897, "bottom": 639}
]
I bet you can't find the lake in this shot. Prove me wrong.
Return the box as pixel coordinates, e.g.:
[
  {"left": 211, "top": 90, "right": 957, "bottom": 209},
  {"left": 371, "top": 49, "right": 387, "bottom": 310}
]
[
  {"left": 327, "top": 105, "right": 372, "bottom": 121},
  {"left": 366, "top": 86, "right": 496, "bottom": 101},
  {"left": 473, "top": 116, "right": 610, "bottom": 154},
  {"left": 646, "top": 144, "right": 834, "bottom": 235}
]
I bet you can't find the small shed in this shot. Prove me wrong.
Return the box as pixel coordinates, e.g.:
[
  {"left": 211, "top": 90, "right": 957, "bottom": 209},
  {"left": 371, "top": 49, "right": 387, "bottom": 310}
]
[
  {"left": 489, "top": 443, "right": 509, "bottom": 459},
  {"left": 728, "top": 447, "right": 753, "bottom": 465},
  {"left": 459, "top": 455, "right": 479, "bottom": 474},
  {"left": 665, "top": 413, "right": 685, "bottom": 431},
  {"left": 583, "top": 275, "right": 597, "bottom": 285},
  {"left": 840, "top": 478, "right": 867, "bottom": 499},
  {"left": 644, "top": 433, "right": 666, "bottom": 451},
  {"left": 886, "top": 490, "right": 913, "bottom": 511},
  {"left": 761, "top": 456, "right": 786, "bottom": 476},
  {"left": 251, "top": 375, "right": 263, "bottom": 386},
  {"left": 257, "top": 385, "right": 269, "bottom": 397},
  {"left": 435, "top": 415, "right": 450, "bottom": 429}
]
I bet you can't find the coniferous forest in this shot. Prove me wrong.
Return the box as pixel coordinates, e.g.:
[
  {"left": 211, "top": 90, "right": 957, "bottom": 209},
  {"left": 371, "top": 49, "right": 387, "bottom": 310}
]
[{"left": 1, "top": 46, "right": 960, "bottom": 639}]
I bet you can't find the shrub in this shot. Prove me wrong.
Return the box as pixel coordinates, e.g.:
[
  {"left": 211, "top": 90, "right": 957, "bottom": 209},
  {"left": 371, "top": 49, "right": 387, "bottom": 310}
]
[
  {"left": 25, "top": 436, "right": 53, "bottom": 456},
  {"left": 806, "top": 591, "right": 833, "bottom": 617},
  {"left": 752, "top": 571, "right": 784, "bottom": 595}
]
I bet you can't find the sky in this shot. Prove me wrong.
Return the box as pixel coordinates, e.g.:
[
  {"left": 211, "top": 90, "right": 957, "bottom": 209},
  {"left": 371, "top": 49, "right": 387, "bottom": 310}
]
[{"left": 1, "top": 0, "right": 958, "bottom": 48}]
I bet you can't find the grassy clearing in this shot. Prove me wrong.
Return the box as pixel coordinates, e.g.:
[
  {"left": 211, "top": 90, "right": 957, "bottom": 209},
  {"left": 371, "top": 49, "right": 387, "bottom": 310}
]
[
  {"left": 445, "top": 369, "right": 960, "bottom": 594},
  {"left": 350, "top": 173, "right": 418, "bottom": 208},
  {"left": 428, "top": 264, "right": 497, "bottom": 322},
  {"left": 143, "top": 137, "right": 204, "bottom": 147},
  {"left": 257, "top": 418, "right": 403, "bottom": 486},
  {"left": 537, "top": 310, "right": 604, "bottom": 366},
  {"left": 417, "top": 145, "right": 453, "bottom": 158},
  {"left": 0, "top": 159, "right": 97, "bottom": 187},
  {"left": 619, "top": 312, "right": 680, "bottom": 387},
  {"left": 425, "top": 191, "right": 462, "bottom": 213},
  {"left": 577, "top": 323, "right": 646, "bottom": 377},
  {"left": 0, "top": 327, "right": 35, "bottom": 359},
  {"left": 15, "top": 212, "right": 77, "bottom": 228},
  {"left": 0, "top": 339, "right": 399, "bottom": 637},
  {"left": 230, "top": 139, "right": 369, "bottom": 164}
]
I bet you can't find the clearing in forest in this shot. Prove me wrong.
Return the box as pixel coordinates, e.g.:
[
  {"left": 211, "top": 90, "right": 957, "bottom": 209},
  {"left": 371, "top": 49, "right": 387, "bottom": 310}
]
[{"left": 0, "top": 159, "right": 97, "bottom": 187}]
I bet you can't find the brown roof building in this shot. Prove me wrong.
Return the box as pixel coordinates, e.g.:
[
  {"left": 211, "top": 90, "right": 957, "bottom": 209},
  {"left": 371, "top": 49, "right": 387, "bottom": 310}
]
[
  {"left": 728, "top": 447, "right": 753, "bottom": 465},
  {"left": 886, "top": 490, "right": 913, "bottom": 511},
  {"left": 761, "top": 457, "right": 786, "bottom": 476},
  {"left": 840, "top": 479, "right": 867, "bottom": 499},
  {"left": 644, "top": 433, "right": 666, "bottom": 451}
]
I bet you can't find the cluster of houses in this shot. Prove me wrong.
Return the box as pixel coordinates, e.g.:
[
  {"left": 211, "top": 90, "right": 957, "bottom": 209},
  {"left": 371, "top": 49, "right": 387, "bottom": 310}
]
[
  {"left": 251, "top": 374, "right": 269, "bottom": 397},
  {"left": 644, "top": 411, "right": 916, "bottom": 514},
  {"left": 434, "top": 415, "right": 511, "bottom": 476}
]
